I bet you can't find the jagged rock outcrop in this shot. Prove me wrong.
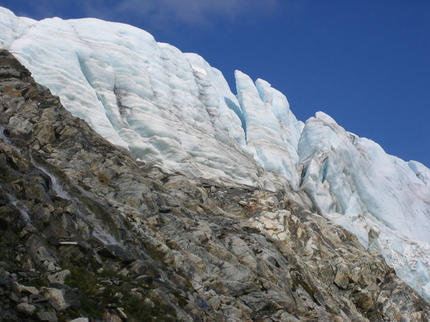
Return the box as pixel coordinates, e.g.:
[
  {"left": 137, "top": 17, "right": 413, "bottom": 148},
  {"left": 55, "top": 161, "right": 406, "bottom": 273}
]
[{"left": 0, "top": 49, "right": 429, "bottom": 321}]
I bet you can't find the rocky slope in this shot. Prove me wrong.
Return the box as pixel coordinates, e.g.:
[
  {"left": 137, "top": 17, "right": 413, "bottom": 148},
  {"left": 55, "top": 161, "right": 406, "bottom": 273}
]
[{"left": 1, "top": 50, "right": 429, "bottom": 321}]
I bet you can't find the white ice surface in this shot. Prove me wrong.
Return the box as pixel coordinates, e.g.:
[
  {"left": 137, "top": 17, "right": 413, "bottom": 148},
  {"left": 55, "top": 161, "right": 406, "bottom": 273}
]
[
  {"left": 299, "top": 112, "right": 430, "bottom": 299},
  {"left": 1, "top": 6, "right": 430, "bottom": 300},
  {"left": 0, "top": 8, "right": 284, "bottom": 189}
]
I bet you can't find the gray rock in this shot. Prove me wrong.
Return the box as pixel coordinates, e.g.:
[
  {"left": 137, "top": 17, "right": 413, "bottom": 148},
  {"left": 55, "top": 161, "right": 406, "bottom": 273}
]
[
  {"left": 208, "top": 296, "right": 221, "bottom": 311},
  {"left": 42, "top": 287, "right": 67, "bottom": 311},
  {"left": 12, "top": 282, "right": 39, "bottom": 296},
  {"left": 47, "top": 269, "right": 71, "bottom": 284},
  {"left": 16, "top": 302, "right": 36, "bottom": 315},
  {"left": 334, "top": 270, "right": 349, "bottom": 290},
  {"left": 8, "top": 115, "right": 33, "bottom": 135},
  {"left": 37, "top": 310, "right": 58, "bottom": 322}
]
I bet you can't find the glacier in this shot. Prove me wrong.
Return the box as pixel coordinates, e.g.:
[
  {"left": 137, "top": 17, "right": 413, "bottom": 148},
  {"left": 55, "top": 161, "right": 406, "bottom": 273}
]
[{"left": 1, "top": 6, "right": 430, "bottom": 301}]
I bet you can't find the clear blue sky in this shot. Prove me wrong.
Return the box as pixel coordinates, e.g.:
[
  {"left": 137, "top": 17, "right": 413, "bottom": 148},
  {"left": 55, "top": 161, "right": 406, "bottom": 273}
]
[{"left": 1, "top": 0, "right": 429, "bottom": 166}]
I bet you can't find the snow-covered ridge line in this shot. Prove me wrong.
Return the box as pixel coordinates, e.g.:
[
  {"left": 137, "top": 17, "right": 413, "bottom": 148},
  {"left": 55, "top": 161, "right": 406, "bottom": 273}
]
[{"left": 1, "top": 6, "right": 429, "bottom": 300}]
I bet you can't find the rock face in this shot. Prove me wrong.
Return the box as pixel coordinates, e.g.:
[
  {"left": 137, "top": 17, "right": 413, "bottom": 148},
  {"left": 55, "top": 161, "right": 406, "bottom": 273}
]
[{"left": 0, "top": 49, "right": 429, "bottom": 321}]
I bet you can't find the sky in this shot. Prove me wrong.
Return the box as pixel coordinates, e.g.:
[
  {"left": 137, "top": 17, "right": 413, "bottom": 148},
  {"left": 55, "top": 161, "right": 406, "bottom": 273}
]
[{"left": 1, "top": 0, "right": 429, "bottom": 166}]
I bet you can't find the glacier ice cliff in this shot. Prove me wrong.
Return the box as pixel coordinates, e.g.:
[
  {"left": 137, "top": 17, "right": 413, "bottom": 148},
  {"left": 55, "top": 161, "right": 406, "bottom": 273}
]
[{"left": 1, "top": 7, "right": 430, "bottom": 301}]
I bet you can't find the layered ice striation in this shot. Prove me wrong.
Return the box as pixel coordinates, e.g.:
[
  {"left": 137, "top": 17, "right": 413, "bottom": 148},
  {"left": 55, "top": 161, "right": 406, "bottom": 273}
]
[{"left": 1, "top": 6, "right": 430, "bottom": 300}]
